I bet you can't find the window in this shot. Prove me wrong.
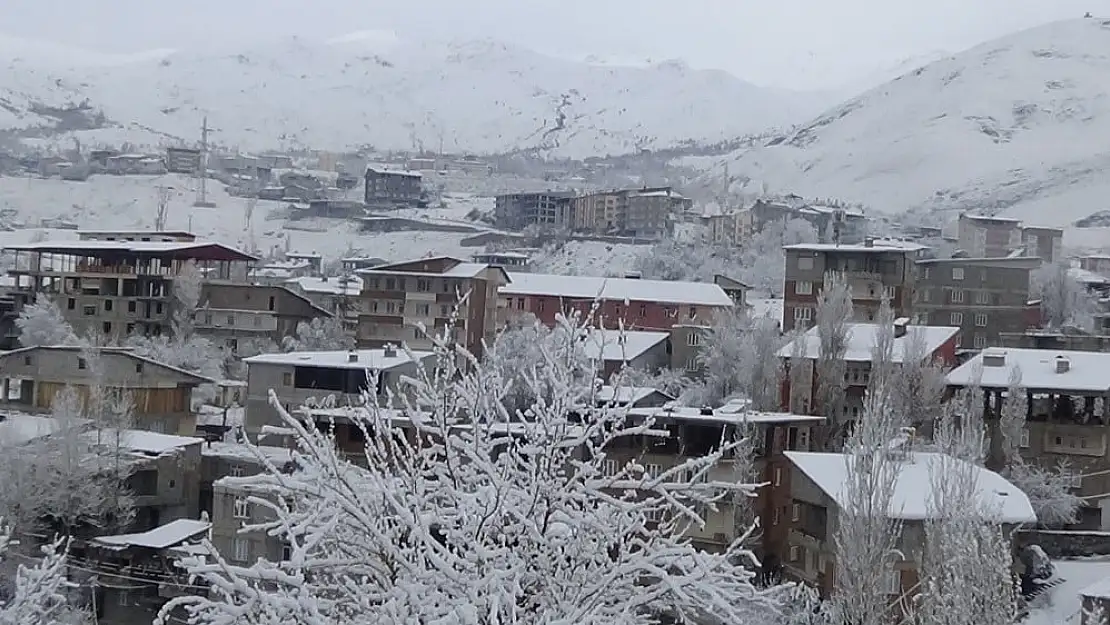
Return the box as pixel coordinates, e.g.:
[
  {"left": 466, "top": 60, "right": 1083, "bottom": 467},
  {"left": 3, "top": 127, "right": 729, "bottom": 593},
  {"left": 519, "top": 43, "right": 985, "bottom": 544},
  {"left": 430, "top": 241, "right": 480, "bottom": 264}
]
[
  {"left": 614, "top": 304, "right": 622, "bottom": 318},
  {"left": 126, "top": 323, "right": 135, "bottom": 334},
  {"left": 155, "top": 302, "right": 163, "bottom": 314},
  {"left": 230, "top": 464, "right": 245, "bottom": 477},
  {"left": 385, "top": 278, "right": 396, "bottom": 290},
  {"left": 282, "top": 372, "right": 293, "bottom": 386},
  {"left": 128, "top": 300, "right": 136, "bottom": 313},
  {"left": 952, "top": 267, "right": 965, "bottom": 280},
  {"left": 226, "top": 314, "right": 235, "bottom": 326},
  {"left": 440, "top": 305, "right": 450, "bottom": 317},
  {"left": 883, "top": 286, "right": 897, "bottom": 300},
  {"left": 795, "top": 281, "right": 813, "bottom": 295},
  {"left": 772, "top": 507, "right": 780, "bottom": 525},
  {"left": 644, "top": 463, "right": 661, "bottom": 478},
  {"left": 226, "top": 338, "right": 238, "bottom": 351},
  {"left": 975, "top": 290, "right": 990, "bottom": 305},
  {"left": 104, "top": 299, "right": 113, "bottom": 311},
  {"left": 233, "top": 538, "right": 250, "bottom": 562},
  {"left": 922, "top": 267, "right": 932, "bottom": 279},
  {"left": 974, "top": 334, "right": 987, "bottom": 348},
  {"left": 793, "top": 307, "right": 813, "bottom": 322},
  {"left": 950, "top": 312, "right": 963, "bottom": 325},
  {"left": 67, "top": 298, "right": 75, "bottom": 310},
  {"left": 789, "top": 545, "right": 800, "bottom": 561},
  {"left": 686, "top": 332, "right": 702, "bottom": 347},
  {"left": 417, "top": 279, "right": 431, "bottom": 292},
  {"left": 666, "top": 307, "right": 678, "bottom": 318},
  {"left": 685, "top": 357, "right": 699, "bottom": 372},
  {"left": 204, "top": 313, "right": 212, "bottom": 324},
  {"left": 919, "top": 288, "right": 930, "bottom": 303},
  {"left": 253, "top": 314, "right": 262, "bottom": 327},
  {"left": 77, "top": 358, "right": 87, "bottom": 370},
  {"left": 417, "top": 304, "right": 429, "bottom": 316},
  {"left": 688, "top": 306, "right": 697, "bottom": 319},
  {"left": 798, "top": 256, "right": 814, "bottom": 270},
  {"left": 639, "top": 303, "right": 647, "bottom": 317},
  {"left": 83, "top": 305, "right": 96, "bottom": 316},
  {"left": 505, "top": 297, "right": 513, "bottom": 309},
  {"left": 23, "top": 356, "right": 31, "bottom": 366},
  {"left": 103, "top": 322, "right": 112, "bottom": 334},
  {"left": 135, "top": 362, "right": 143, "bottom": 373},
  {"left": 883, "top": 567, "right": 901, "bottom": 595},
  {"left": 281, "top": 544, "right": 293, "bottom": 561},
  {"left": 118, "top": 590, "right": 130, "bottom": 606},
  {"left": 1020, "top": 429, "right": 1030, "bottom": 448},
  {"left": 602, "top": 459, "right": 618, "bottom": 476},
  {"left": 517, "top": 299, "right": 524, "bottom": 311},
  {"left": 233, "top": 497, "right": 250, "bottom": 519},
  {"left": 774, "top": 467, "right": 782, "bottom": 486},
  {"left": 792, "top": 503, "right": 801, "bottom": 522},
  {"left": 975, "top": 313, "right": 988, "bottom": 327},
  {"left": 951, "top": 289, "right": 965, "bottom": 303},
  {"left": 413, "top": 327, "right": 422, "bottom": 339},
  {"left": 1066, "top": 474, "right": 1083, "bottom": 489},
  {"left": 268, "top": 296, "right": 275, "bottom": 311}
]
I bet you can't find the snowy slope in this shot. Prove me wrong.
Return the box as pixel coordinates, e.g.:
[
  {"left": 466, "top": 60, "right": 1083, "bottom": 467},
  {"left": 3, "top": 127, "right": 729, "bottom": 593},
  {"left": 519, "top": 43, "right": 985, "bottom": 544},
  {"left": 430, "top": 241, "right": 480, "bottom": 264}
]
[
  {"left": 707, "top": 18, "right": 1110, "bottom": 227},
  {"left": 0, "top": 34, "right": 818, "bottom": 157}
]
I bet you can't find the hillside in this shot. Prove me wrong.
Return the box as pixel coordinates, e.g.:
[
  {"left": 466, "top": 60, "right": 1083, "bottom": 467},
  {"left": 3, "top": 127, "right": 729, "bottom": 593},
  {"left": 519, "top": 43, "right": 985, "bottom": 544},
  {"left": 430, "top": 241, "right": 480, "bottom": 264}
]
[
  {"left": 0, "top": 34, "right": 818, "bottom": 157},
  {"left": 706, "top": 18, "right": 1110, "bottom": 227}
]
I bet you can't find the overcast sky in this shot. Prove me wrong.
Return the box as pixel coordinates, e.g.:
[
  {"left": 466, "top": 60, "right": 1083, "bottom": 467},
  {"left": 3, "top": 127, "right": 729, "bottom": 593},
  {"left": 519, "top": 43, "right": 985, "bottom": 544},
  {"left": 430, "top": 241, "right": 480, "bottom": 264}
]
[{"left": 3, "top": 0, "right": 1100, "bottom": 90}]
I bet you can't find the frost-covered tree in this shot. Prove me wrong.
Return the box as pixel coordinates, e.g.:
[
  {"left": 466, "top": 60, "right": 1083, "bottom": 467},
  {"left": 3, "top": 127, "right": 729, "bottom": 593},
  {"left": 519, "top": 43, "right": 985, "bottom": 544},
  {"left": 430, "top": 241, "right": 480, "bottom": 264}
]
[
  {"left": 160, "top": 315, "right": 792, "bottom": 625},
  {"left": 815, "top": 272, "right": 853, "bottom": 437},
  {"left": 281, "top": 316, "right": 354, "bottom": 352},
  {"left": 1032, "top": 260, "right": 1098, "bottom": 330},
  {"left": 15, "top": 296, "right": 79, "bottom": 348},
  {"left": 693, "top": 310, "right": 784, "bottom": 409},
  {"left": 786, "top": 328, "right": 811, "bottom": 414},
  {"left": 736, "top": 218, "right": 816, "bottom": 297},
  {"left": 891, "top": 327, "right": 946, "bottom": 432},
  {"left": 0, "top": 524, "right": 87, "bottom": 625}
]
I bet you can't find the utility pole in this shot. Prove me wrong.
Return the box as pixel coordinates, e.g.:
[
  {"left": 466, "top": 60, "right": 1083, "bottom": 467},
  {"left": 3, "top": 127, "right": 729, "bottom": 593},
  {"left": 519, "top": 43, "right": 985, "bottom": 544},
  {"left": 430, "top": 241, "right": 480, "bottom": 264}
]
[
  {"left": 155, "top": 185, "right": 173, "bottom": 231},
  {"left": 193, "top": 116, "right": 216, "bottom": 208}
]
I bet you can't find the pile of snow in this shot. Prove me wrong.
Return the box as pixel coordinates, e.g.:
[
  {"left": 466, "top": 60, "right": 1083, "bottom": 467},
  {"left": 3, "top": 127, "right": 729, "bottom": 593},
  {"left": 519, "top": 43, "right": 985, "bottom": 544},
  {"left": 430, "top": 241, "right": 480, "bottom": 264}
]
[
  {"left": 0, "top": 34, "right": 819, "bottom": 157},
  {"left": 703, "top": 18, "right": 1110, "bottom": 228}
]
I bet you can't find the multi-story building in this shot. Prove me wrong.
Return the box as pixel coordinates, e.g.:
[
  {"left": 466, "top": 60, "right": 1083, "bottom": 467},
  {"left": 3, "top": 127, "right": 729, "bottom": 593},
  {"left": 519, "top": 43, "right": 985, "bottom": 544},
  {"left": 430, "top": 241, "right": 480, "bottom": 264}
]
[
  {"left": 498, "top": 273, "right": 734, "bottom": 331},
  {"left": 355, "top": 256, "right": 509, "bottom": 355},
  {"left": 165, "top": 147, "right": 202, "bottom": 174},
  {"left": 210, "top": 476, "right": 287, "bottom": 568},
  {"left": 1022, "top": 226, "right": 1063, "bottom": 264},
  {"left": 493, "top": 191, "right": 574, "bottom": 230},
  {"left": 0, "top": 345, "right": 214, "bottom": 434},
  {"left": 581, "top": 329, "right": 671, "bottom": 379},
  {"left": 784, "top": 449, "right": 1034, "bottom": 601},
  {"left": 915, "top": 256, "right": 1040, "bottom": 351},
  {"left": 284, "top": 275, "right": 363, "bottom": 319},
  {"left": 470, "top": 252, "right": 531, "bottom": 273},
  {"left": 571, "top": 187, "right": 691, "bottom": 238},
  {"left": 1080, "top": 255, "right": 1110, "bottom": 278},
  {"left": 364, "top": 167, "right": 424, "bottom": 207},
  {"left": 957, "top": 213, "right": 1023, "bottom": 257},
  {"left": 195, "top": 283, "right": 334, "bottom": 353},
  {"left": 241, "top": 347, "right": 435, "bottom": 439},
  {"left": 4, "top": 235, "right": 255, "bottom": 341},
  {"left": 782, "top": 241, "right": 927, "bottom": 332}
]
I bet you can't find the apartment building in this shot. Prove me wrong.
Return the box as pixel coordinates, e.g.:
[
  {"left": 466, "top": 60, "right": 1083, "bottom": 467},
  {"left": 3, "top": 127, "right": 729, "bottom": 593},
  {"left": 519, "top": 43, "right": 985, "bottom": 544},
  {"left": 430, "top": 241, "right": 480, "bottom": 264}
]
[
  {"left": 571, "top": 187, "right": 691, "bottom": 238},
  {"left": 210, "top": 477, "right": 287, "bottom": 568},
  {"left": 493, "top": 191, "right": 574, "bottom": 230},
  {"left": 364, "top": 167, "right": 424, "bottom": 207},
  {"left": 470, "top": 251, "right": 531, "bottom": 272},
  {"left": 0, "top": 345, "right": 214, "bottom": 434},
  {"left": 4, "top": 235, "right": 255, "bottom": 341},
  {"left": 284, "top": 275, "right": 362, "bottom": 319},
  {"left": 784, "top": 449, "right": 1034, "bottom": 601},
  {"left": 948, "top": 348, "right": 1110, "bottom": 518},
  {"left": 736, "top": 198, "right": 868, "bottom": 245},
  {"left": 355, "top": 256, "right": 509, "bottom": 355},
  {"left": 241, "top": 347, "right": 435, "bottom": 439},
  {"left": 1080, "top": 255, "right": 1110, "bottom": 278},
  {"left": 957, "top": 213, "right": 1023, "bottom": 257},
  {"left": 619, "top": 405, "right": 824, "bottom": 558},
  {"left": 195, "top": 283, "right": 334, "bottom": 352},
  {"left": 498, "top": 273, "right": 734, "bottom": 331},
  {"left": 782, "top": 241, "right": 927, "bottom": 332},
  {"left": 915, "top": 256, "right": 1040, "bottom": 351},
  {"left": 1023, "top": 226, "right": 1063, "bottom": 264},
  {"left": 581, "top": 329, "right": 671, "bottom": 379}
]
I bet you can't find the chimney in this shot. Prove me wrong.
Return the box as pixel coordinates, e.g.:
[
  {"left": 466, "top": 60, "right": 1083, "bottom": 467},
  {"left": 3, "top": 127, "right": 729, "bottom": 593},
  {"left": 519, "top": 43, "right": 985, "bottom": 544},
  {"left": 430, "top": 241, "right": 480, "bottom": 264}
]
[
  {"left": 1056, "top": 356, "right": 1071, "bottom": 374},
  {"left": 347, "top": 351, "right": 358, "bottom": 363},
  {"left": 893, "top": 317, "right": 909, "bottom": 338}
]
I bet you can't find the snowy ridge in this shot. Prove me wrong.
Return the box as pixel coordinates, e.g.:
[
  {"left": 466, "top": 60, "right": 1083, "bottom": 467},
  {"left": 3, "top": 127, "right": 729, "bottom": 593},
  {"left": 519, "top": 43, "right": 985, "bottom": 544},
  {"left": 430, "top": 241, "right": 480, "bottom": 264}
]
[
  {"left": 0, "top": 34, "right": 817, "bottom": 157},
  {"left": 707, "top": 18, "right": 1110, "bottom": 227}
]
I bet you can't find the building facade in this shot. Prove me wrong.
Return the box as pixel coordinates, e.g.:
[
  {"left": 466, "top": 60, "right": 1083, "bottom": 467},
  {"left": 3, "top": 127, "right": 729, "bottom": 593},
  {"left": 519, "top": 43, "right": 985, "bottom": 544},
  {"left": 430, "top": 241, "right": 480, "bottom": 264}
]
[
  {"left": 570, "top": 187, "right": 691, "bottom": 238},
  {"left": 493, "top": 191, "right": 574, "bottom": 230},
  {"left": 957, "top": 214, "right": 1023, "bottom": 258},
  {"left": 195, "top": 283, "right": 334, "bottom": 353},
  {"left": 364, "top": 167, "right": 424, "bottom": 207},
  {"left": 1022, "top": 226, "right": 1063, "bottom": 264},
  {"left": 915, "top": 256, "right": 1039, "bottom": 351},
  {"left": 355, "top": 257, "right": 509, "bottom": 356},
  {"left": 782, "top": 242, "right": 926, "bottom": 332}
]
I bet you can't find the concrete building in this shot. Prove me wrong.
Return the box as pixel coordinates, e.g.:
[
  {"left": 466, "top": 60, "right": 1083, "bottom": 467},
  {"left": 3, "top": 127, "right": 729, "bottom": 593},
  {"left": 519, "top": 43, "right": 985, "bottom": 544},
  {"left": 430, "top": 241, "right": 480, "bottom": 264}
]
[
  {"left": 470, "top": 251, "right": 531, "bottom": 272},
  {"left": 571, "top": 187, "right": 691, "bottom": 238},
  {"left": 284, "top": 275, "right": 363, "bottom": 319},
  {"left": 165, "top": 147, "right": 202, "bottom": 174},
  {"left": 364, "top": 167, "right": 424, "bottom": 207},
  {"left": 957, "top": 214, "right": 1023, "bottom": 258},
  {"left": 355, "top": 256, "right": 509, "bottom": 356},
  {"left": 493, "top": 191, "right": 574, "bottom": 230},
  {"left": 0, "top": 346, "right": 214, "bottom": 434},
  {"left": 1080, "top": 255, "right": 1110, "bottom": 278},
  {"left": 581, "top": 329, "right": 671, "bottom": 379},
  {"left": 210, "top": 477, "right": 288, "bottom": 568},
  {"left": 200, "top": 441, "right": 295, "bottom": 517},
  {"left": 498, "top": 272, "right": 734, "bottom": 331},
  {"left": 784, "top": 449, "right": 1035, "bottom": 601},
  {"left": 915, "top": 256, "right": 1040, "bottom": 351},
  {"left": 1023, "top": 226, "right": 1063, "bottom": 264},
  {"left": 241, "top": 347, "right": 435, "bottom": 439},
  {"left": 783, "top": 241, "right": 928, "bottom": 332},
  {"left": 4, "top": 235, "right": 256, "bottom": 341},
  {"left": 195, "top": 283, "right": 334, "bottom": 353}
]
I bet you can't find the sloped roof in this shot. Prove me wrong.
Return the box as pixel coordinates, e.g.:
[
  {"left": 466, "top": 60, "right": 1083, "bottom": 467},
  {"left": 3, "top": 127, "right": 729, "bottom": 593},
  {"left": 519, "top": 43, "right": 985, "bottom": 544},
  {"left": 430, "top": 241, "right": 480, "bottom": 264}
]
[
  {"left": 94, "top": 519, "right": 211, "bottom": 550},
  {"left": 581, "top": 329, "right": 670, "bottom": 362},
  {"left": 501, "top": 273, "right": 734, "bottom": 307},
  {"left": 777, "top": 323, "right": 959, "bottom": 362},
  {"left": 0, "top": 346, "right": 215, "bottom": 385},
  {"left": 786, "top": 451, "right": 1036, "bottom": 524},
  {"left": 244, "top": 348, "right": 434, "bottom": 371},
  {"left": 3, "top": 240, "right": 256, "bottom": 261},
  {"left": 947, "top": 348, "right": 1110, "bottom": 392}
]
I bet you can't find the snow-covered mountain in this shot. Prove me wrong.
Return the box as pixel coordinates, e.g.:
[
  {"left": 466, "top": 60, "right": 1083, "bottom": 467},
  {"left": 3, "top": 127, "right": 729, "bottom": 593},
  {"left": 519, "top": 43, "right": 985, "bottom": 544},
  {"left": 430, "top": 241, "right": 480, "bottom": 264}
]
[
  {"left": 0, "top": 34, "right": 820, "bottom": 157},
  {"left": 707, "top": 18, "right": 1110, "bottom": 227}
]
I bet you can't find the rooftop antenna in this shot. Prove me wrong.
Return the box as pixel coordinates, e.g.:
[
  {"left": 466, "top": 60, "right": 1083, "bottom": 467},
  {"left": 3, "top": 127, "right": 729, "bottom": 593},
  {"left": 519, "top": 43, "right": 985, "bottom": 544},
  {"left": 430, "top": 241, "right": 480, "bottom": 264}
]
[{"left": 193, "top": 116, "right": 216, "bottom": 208}]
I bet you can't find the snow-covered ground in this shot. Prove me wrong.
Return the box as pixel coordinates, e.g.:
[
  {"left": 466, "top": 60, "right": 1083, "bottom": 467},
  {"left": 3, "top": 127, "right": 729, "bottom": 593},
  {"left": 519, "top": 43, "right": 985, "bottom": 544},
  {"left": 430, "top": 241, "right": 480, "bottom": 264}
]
[
  {"left": 0, "top": 34, "right": 823, "bottom": 157},
  {"left": 696, "top": 18, "right": 1110, "bottom": 229},
  {"left": 529, "top": 240, "right": 646, "bottom": 277},
  {"left": 1028, "top": 558, "right": 1110, "bottom": 625}
]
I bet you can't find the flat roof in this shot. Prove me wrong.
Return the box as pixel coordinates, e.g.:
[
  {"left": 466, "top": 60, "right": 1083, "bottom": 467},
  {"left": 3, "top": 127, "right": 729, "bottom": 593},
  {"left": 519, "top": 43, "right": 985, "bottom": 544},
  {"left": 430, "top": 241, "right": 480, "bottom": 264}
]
[
  {"left": 3, "top": 240, "right": 257, "bottom": 262},
  {"left": 778, "top": 323, "right": 959, "bottom": 362},
  {"left": 783, "top": 242, "right": 927, "bottom": 253},
  {"left": 244, "top": 349, "right": 433, "bottom": 371},
  {"left": 960, "top": 213, "right": 1022, "bottom": 223},
  {"left": 501, "top": 272, "right": 734, "bottom": 308},
  {"left": 366, "top": 166, "right": 422, "bottom": 178},
  {"left": 627, "top": 405, "right": 825, "bottom": 426},
  {"left": 947, "top": 348, "right": 1110, "bottom": 392}
]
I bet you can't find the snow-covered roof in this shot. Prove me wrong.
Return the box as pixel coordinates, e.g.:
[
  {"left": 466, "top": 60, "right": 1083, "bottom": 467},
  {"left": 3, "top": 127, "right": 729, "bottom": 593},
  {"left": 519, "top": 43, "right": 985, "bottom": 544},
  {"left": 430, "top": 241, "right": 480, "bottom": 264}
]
[
  {"left": 777, "top": 323, "right": 959, "bottom": 362},
  {"left": 582, "top": 330, "right": 670, "bottom": 362},
  {"left": 785, "top": 451, "right": 1037, "bottom": 524},
  {"left": 1070, "top": 267, "right": 1110, "bottom": 286},
  {"left": 244, "top": 348, "right": 433, "bottom": 371},
  {"left": 501, "top": 272, "right": 734, "bottom": 307},
  {"left": 596, "top": 386, "right": 674, "bottom": 405},
  {"left": 961, "top": 213, "right": 1022, "bottom": 223},
  {"left": 627, "top": 405, "right": 825, "bottom": 426},
  {"left": 0, "top": 413, "right": 76, "bottom": 446},
  {"left": 84, "top": 429, "right": 203, "bottom": 455},
  {"left": 357, "top": 261, "right": 491, "bottom": 279},
  {"left": 202, "top": 441, "right": 295, "bottom": 465},
  {"left": 3, "top": 240, "right": 257, "bottom": 260},
  {"left": 947, "top": 348, "right": 1110, "bottom": 392},
  {"left": 94, "top": 519, "right": 211, "bottom": 550},
  {"left": 634, "top": 189, "right": 686, "bottom": 199},
  {"left": 366, "top": 166, "right": 422, "bottom": 178},
  {"left": 285, "top": 275, "right": 362, "bottom": 296},
  {"left": 783, "top": 241, "right": 927, "bottom": 252},
  {"left": 0, "top": 346, "right": 216, "bottom": 385},
  {"left": 1080, "top": 577, "right": 1110, "bottom": 600}
]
